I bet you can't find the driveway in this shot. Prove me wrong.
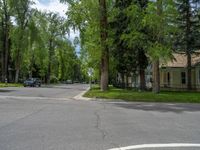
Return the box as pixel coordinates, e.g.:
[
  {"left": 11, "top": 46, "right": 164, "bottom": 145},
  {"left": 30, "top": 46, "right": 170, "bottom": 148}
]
[{"left": 0, "top": 84, "right": 200, "bottom": 150}]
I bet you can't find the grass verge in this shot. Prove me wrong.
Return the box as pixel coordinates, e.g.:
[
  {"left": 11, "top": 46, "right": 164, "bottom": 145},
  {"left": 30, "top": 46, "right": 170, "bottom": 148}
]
[
  {"left": 84, "top": 86, "right": 200, "bottom": 103},
  {"left": 0, "top": 83, "right": 23, "bottom": 87}
]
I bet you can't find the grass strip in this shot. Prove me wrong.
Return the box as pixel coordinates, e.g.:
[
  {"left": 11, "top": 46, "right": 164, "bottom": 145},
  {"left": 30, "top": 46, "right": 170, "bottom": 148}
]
[
  {"left": 0, "top": 83, "right": 23, "bottom": 87},
  {"left": 84, "top": 86, "right": 200, "bottom": 103}
]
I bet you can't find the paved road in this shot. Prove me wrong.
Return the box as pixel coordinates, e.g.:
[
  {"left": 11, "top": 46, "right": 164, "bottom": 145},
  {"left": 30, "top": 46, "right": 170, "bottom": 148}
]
[
  {"left": 0, "top": 84, "right": 200, "bottom": 150},
  {"left": 0, "top": 84, "right": 88, "bottom": 99}
]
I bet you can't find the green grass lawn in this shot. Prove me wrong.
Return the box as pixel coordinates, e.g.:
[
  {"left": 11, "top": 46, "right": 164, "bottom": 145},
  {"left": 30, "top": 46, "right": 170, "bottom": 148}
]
[
  {"left": 84, "top": 86, "right": 200, "bottom": 103},
  {"left": 0, "top": 83, "right": 23, "bottom": 87}
]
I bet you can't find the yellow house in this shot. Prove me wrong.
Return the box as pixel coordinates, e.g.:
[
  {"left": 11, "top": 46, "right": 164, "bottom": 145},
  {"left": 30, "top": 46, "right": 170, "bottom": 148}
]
[{"left": 160, "top": 52, "right": 200, "bottom": 90}]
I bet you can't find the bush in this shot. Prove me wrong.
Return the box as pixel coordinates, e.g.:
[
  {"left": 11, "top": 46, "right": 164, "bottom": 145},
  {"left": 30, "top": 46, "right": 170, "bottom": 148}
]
[{"left": 50, "top": 76, "right": 59, "bottom": 83}]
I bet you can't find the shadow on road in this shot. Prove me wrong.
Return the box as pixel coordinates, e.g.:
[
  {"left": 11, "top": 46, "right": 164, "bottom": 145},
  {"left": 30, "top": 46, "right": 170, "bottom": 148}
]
[
  {"left": 0, "top": 89, "right": 15, "bottom": 93},
  {"left": 113, "top": 103, "right": 200, "bottom": 113},
  {"left": 40, "top": 84, "right": 88, "bottom": 91}
]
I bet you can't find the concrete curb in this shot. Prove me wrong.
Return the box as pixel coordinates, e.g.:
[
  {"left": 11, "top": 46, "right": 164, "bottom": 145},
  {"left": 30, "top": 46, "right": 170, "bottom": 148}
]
[{"left": 73, "top": 87, "right": 92, "bottom": 101}]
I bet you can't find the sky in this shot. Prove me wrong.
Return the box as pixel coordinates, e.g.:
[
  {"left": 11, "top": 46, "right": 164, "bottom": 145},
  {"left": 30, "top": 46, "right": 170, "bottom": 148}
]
[
  {"left": 33, "top": 0, "right": 68, "bottom": 17},
  {"left": 32, "top": 0, "right": 80, "bottom": 53}
]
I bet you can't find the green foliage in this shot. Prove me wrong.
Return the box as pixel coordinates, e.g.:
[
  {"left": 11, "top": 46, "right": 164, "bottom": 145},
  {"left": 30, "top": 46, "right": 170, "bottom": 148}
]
[
  {"left": 0, "top": 83, "right": 23, "bottom": 87},
  {"left": 1, "top": 0, "right": 199, "bottom": 88},
  {"left": 143, "top": 0, "right": 178, "bottom": 61},
  {"left": 109, "top": 0, "right": 138, "bottom": 76},
  {"left": 121, "top": 4, "right": 145, "bottom": 49},
  {"left": 148, "top": 42, "right": 172, "bottom": 63},
  {"left": 56, "top": 39, "right": 79, "bottom": 81},
  {"left": 175, "top": 0, "right": 200, "bottom": 52},
  {"left": 62, "top": 0, "right": 101, "bottom": 81},
  {"left": 0, "top": 0, "right": 82, "bottom": 83}
]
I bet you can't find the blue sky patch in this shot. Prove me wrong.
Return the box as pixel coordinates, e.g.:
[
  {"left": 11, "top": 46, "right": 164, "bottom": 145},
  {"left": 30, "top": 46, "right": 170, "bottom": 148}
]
[{"left": 39, "top": 0, "right": 50, "bottom": 5}]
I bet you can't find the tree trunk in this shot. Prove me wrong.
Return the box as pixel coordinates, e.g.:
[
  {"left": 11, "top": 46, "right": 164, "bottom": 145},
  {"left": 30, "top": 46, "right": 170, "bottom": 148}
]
[
  {"left": 121, "top": 73, "right": 125, "bottom": 88},
  {"left": 139, "top": 68, "right": 146, "bottom": 91},
  {"left": 99, "top": 0, "right": 109, "bottom": 91},
  {"left": 4, "top": 20, "right": 9, "bottom": 82},
  {"left": 29, "top": 53, "right": 34, "bottom": 78},
  {"left": 15, "top": 65, "right": 20, "bottom": 83},
  {"left": 151, "top": 0, "right": 163, "bottom": 93},
  {"left": 1, "top": 15, "right": 5, "bottom": 82},
  {"left": 187, "top": 52, "right": 192, "bottom": 90},
  {"left": 152, "top": 60, "right": 160, "bottom": 93},
  {"left": 100, "top": 55, "right": 109, "bottom": 91},
  {"left": 47, "top": 39, "right": 53, "bottom": 84},
  {"left": 125, "top": 74, "right": 129, "bottom": 89},
  {"left": 186, "top": 0, "right": 192, "bottom": 90},
  {"left": 138, "top": 49, "right": 147, "bottom": 91},
  {"left": 99, "top": 64, "right": 101, "bottom": 87},
  {"left": 47, "top": 62, "right": 51, "bottom": 84},
  {"left": 15, "top": 49, "right": 20, "bottom": 83},
  {"left": 1, "top": 0, "right": 9, "bottom": 83},
  {"left": 1, "top": 45, "right": 5, "bottom": 82}
]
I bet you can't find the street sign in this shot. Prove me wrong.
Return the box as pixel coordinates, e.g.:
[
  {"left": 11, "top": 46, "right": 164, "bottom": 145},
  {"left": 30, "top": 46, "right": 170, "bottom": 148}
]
[{"left": 88, "top": 68, "right": 94, "bottom": 77}]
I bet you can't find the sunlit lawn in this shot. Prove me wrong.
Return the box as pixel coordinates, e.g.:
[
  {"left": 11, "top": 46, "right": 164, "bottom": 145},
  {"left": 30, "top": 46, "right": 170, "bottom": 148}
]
[
  {"left": 0, "top": 83, "right": 23, "bottom": 87},
  {"left": 84, "top": 86, "right": 200, "bottom": 103}
]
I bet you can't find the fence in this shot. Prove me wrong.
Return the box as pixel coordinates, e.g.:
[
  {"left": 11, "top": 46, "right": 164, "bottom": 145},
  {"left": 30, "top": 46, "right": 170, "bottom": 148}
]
[{"left": 160, "top": 84, "right": 200, "bottom": 91}]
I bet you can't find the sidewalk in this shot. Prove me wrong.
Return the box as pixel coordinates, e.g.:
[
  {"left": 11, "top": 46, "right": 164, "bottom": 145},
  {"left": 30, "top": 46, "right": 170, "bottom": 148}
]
[{"left": 73, "top": 87, "right": 92, "bottom": 100}]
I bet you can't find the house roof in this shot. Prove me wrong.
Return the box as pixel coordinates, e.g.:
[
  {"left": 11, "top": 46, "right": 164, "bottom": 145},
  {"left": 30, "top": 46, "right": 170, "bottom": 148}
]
[{"left": 162, "top": 51, "right": 200, "bottom": 68}]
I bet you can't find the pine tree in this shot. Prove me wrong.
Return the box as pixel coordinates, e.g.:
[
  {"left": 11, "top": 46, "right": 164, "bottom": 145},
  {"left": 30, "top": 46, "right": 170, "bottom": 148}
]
[
  {"left": 175, "top": 0, "right": 200, "bottom": 90},
  {"left": 143, "top": 0, "right": 177, "bottom": 93},
  {"left": 110, "top": 0, "right": 149, "bottom": 89},
  {"left": 110, "top": 0, "right": 139, "bottom": 88},
  {"left": 134, "top": 0, "right": 148, "bottom": 91}
]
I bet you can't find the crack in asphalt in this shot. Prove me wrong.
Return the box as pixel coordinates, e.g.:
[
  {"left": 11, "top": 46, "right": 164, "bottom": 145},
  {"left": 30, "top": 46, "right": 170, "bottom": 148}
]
[
  {"left": 94, "top": 110, "right": 107, "bottom": 140},
  {"left": 94, "top": 101, "right": 109, "bottom": 141},
  {"left": 94, "top": 102, "right": 121, "bottom": 150}
]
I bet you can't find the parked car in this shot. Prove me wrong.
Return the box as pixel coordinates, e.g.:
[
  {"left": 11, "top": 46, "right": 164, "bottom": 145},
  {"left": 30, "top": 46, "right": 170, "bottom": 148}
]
[
  {"left": 23, "top": 78, "right": 41, "bottom": 87},
  {"left": 65, "top": 80, "right": 73, "bottom": 84}
]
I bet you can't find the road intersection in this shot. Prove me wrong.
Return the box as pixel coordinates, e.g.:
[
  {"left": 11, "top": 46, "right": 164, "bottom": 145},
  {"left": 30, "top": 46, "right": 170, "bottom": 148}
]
[{"left": 0, "top": 84, "right": 200, "bottom": 150}]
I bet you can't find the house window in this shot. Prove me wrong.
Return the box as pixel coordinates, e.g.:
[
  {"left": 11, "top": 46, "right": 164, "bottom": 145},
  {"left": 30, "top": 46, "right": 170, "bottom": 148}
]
[{"left": 181, "top": 72, "right": 186, "bottom": 84}]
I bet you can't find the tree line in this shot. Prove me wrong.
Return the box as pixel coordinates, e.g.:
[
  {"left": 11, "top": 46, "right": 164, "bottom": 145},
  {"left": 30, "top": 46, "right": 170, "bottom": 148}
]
[
  {"left": 0, "top": 0, "right": 82, "bottom": 84},
  {"left": 1, "top": 0, "right": 200, "bottom": 91},
  {"left": 62, "top": 0, "right": 200, "bottom": 93}
]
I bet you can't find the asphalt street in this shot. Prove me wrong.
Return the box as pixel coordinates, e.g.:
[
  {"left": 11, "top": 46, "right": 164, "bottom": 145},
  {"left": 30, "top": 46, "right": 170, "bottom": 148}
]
[
  {"left": 0, "top": 84, "right": 88, "bottom": 99},
  {"left": 0, "top": 84, "right": 200, "bottom": 150}
]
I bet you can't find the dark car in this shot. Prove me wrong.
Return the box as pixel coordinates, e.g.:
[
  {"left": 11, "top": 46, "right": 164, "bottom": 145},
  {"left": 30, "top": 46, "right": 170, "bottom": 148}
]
[
  {"left": 23, "top": 78, "right": 41, "bottom": 87},
  {"left": 65, "top": 80, "right": 73, "bottom": 84}
]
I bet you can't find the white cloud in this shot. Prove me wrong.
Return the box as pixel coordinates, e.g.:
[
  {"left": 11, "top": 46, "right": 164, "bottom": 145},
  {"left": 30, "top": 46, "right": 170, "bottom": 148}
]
[
  {"left": 32, "top": 0, "right": 68, "bottom": 17},
  {"left": 32, "top": 0, "right": 80, "bottom": 52},
  {"left": 68, "top": 28, "right": 80, "bottom": 40}
]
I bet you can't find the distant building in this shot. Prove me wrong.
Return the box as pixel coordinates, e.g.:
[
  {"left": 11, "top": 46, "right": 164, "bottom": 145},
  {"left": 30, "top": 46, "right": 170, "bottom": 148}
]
[
  {"left": 114, "top": 65, "right": 152, "bottom": 89},
  {"left": 114, "top": 51, "right": 200, "bottom": 90},
  {"left": 160, "top": 52, "right": 200, "bottom": 90}
]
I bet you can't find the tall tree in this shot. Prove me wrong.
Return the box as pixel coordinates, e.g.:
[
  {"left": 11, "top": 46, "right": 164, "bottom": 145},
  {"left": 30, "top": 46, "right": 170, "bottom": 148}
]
[
  {"left": 152, "top": 0, "right": 163, "bottom": 94},
  {"left": 0, "top": 0, "right": 12, "bottom": 82},
  {"left": 175, "top": 0, "right": 200, "bottom": 90},
  {"left": 116, "top": 0, "right": 149, "bottom": 90},
  {"left": 27, "top": 13, "right": 40, "bottom": 78},
  {"left": 45, "top": 13, "right": 66, "bottom": 83},
  {"left": 10, "top": 0, "right": 32, "bottom": 82},
  {"left": 110, "top": 0, "right": 137, "bottom": 88},
  {"left": 99, "top": 0, "right": 109, "bottom": 91},
  {"left": 61, "top": 0, "right": 114, "bottom": 86},
  {"left": 136, "top": 0, "right": 148, "bottom": 91},
  {"left": 144, "top": 0, "right": 177, "bottom": 93}
]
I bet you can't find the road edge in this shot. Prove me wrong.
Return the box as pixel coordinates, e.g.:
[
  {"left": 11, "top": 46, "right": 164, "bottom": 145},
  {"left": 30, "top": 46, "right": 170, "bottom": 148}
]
[{"left": 73, "top": 87, "right": 92, "bottom": 101}]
